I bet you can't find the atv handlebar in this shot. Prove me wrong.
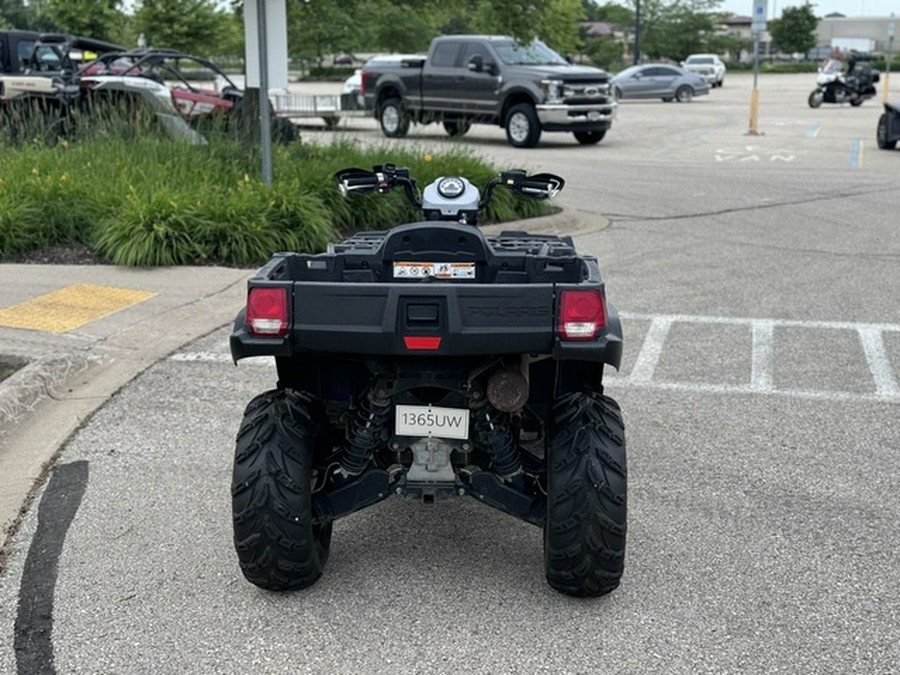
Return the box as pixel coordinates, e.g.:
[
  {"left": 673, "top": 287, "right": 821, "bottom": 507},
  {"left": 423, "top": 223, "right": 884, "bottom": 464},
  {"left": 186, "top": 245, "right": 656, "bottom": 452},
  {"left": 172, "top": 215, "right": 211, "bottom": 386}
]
[
  {"left": 335, "top": 164, "right": 420, "bottom": 205},
  {"left": 334, "top": 165, "right": 565, "bottom": 224}
]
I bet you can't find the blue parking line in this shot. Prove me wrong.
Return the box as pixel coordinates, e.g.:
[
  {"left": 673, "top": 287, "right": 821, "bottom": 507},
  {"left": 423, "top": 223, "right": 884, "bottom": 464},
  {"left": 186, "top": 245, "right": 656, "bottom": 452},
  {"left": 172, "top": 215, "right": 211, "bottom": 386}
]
[
  {"left": 806, "top": 122, "right": 821, "bottom": 138},
  {"left": 656, "top": 130, "right": 714, "bottom": 158},
  {"left": 850, "top": 139, "right": 862, "bottom": 169}
]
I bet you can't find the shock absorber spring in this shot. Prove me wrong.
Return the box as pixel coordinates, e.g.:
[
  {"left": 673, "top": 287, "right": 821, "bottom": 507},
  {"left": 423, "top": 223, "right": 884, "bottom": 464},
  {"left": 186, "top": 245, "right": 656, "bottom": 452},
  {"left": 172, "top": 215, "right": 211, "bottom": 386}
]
[
  {"left": 471, "top": 401, "right": 521, "bottom": 480},
  {"left": 341, "top": 390, "right": 391, "bottom": 476}
]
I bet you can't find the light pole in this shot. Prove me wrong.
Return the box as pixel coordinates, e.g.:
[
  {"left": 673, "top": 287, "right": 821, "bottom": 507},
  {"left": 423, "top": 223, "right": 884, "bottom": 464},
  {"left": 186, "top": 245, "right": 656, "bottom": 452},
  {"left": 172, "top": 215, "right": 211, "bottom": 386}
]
[
  {"left": 633, "top": 0, "right": 641, "bottom": 65},
  {"left": 885, "top": 15, "right": 895, "bottom": 104}
]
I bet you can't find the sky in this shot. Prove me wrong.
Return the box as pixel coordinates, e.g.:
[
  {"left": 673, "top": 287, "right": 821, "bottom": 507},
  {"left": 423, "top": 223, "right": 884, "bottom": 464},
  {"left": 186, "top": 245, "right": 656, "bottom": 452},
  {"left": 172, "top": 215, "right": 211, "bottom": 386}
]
[{"left": 717, "top": 0, "right": 897, "bottom": 19}]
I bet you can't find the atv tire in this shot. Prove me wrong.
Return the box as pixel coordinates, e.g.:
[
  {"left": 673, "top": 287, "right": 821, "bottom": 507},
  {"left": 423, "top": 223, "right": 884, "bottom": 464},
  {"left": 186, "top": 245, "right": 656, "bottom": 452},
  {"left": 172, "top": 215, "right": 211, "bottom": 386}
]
[
  {"left": 232, "top": 389, "right": 331, "bottom": 591},
  {"left": 877, "top": 113, "right": 897, "bottom": 149},
  {"left": 544, "top": 392, "right": 627, "bottom": 597}
]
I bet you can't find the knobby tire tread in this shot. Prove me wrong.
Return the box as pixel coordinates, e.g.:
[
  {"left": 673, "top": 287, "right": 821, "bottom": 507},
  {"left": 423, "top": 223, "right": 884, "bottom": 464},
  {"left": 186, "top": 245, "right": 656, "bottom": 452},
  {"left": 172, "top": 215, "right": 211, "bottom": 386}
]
[
  {"left": 232, "top": 389, "right": 331, "bottom": 591},
  {"left": 545, "top": 392, "right": 627, "bottom": 597}
]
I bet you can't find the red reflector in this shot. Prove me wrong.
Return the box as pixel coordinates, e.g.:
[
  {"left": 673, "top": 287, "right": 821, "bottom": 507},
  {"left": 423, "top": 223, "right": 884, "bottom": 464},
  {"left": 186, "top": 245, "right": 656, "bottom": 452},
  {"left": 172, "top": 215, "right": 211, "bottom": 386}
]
[
  {"left": 558, "top": 290, "right": 606, "bottom": 341},
  {"left": 246, "top": 287, "right": 288, "bottom": 337},
  {"left": 403, "top": 336, "right": 441, "bottom": 350}
]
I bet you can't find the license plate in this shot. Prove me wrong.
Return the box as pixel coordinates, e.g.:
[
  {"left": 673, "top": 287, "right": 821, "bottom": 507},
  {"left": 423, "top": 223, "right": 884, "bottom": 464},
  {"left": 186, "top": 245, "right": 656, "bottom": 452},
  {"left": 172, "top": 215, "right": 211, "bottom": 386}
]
[
  {"left": 588, "top": 111, "right": 601, "bottom": 121},
  {"left": 395, "top": 405, "right": 469, "bottom": 440}
]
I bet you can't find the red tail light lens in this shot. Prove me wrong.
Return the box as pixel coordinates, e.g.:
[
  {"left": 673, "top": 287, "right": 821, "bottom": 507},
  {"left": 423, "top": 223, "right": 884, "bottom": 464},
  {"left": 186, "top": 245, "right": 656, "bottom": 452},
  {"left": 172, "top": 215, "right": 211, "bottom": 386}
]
[
  {"left": 403, "top": 336, "right": 442, "bottom": 350},
  {"left": 246, "top": 287, "right": 288, "bottom": 337},
  {"left": 558, "top": 290, "right": 606, "bottom": 340}
]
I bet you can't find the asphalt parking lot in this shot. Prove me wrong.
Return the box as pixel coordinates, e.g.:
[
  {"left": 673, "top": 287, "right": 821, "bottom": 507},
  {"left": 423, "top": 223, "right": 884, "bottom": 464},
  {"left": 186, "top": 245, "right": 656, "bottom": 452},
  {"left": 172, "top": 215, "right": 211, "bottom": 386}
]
[{"left": 1, "top": 71, "right": 899, "bottom": 673}]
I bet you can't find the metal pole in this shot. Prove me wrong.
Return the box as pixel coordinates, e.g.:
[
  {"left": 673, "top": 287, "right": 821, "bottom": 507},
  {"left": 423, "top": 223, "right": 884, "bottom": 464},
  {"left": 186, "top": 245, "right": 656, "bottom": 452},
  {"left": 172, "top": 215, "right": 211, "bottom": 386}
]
[
  {"left": 748, "top": 34, "right": 760, "bottom": 135},
  {"left": 256, "top": 0, "right": 273, "bottom": 186},
  {"left": 886, "top": 17, "right": 895, "bottom": 103},
  {"left": 633, "top": 0, "right": 641, "bottom": 65},
  {"left": 887, "top": 38, "right": 894, "bottom": 103}
]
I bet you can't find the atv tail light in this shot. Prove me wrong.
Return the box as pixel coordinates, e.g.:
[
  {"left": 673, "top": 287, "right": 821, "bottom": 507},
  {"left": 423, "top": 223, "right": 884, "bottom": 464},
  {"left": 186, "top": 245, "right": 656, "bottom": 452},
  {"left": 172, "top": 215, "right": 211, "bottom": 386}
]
[
  {"left": 246, "top": 287, "right": 288, "bottom": 337},
  {"left": 558, "top": 290, "right": 606, "bottom": 341}
]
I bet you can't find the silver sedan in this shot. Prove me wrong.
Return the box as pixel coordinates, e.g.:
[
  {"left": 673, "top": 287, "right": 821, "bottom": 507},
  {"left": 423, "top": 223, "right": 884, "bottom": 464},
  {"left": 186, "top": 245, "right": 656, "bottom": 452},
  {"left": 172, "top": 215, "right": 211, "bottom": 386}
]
[{"left": 611, "top": 63, "right": 710, "bottom": 102}]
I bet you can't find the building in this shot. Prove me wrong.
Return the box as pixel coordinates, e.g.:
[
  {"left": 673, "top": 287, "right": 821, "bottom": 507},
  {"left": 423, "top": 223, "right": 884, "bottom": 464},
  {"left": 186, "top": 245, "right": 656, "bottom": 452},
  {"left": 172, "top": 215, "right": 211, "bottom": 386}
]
[{"left": 815, "top": 16, "right": 897, "bottom": 53}]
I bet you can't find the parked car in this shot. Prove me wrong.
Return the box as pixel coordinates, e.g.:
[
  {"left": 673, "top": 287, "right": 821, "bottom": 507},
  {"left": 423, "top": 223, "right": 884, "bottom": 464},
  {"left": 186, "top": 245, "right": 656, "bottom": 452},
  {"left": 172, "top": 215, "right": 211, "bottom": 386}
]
[
  {"left": 611, "top": 64, "right": 710, "bottom": 102},
  {"left": 342, "top": 68, "right": 362, "bottom": 96},
  {"left": 681, "top": 53, "right": 726, "bottom": 87}
]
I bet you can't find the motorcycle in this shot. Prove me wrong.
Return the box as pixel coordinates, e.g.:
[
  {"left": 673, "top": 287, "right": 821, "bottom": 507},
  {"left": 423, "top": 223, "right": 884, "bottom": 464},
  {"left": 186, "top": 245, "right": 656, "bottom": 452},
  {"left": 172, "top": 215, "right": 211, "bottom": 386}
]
[{"left": 808, "top": 55, "right": 879, "bottom": 108}]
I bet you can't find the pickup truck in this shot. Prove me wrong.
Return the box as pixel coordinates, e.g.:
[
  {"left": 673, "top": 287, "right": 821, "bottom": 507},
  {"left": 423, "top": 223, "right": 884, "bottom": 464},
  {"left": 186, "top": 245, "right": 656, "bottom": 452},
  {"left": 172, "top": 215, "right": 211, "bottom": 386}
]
[{"left": 362, "top": 35, "right": 617, "bottom": 148}]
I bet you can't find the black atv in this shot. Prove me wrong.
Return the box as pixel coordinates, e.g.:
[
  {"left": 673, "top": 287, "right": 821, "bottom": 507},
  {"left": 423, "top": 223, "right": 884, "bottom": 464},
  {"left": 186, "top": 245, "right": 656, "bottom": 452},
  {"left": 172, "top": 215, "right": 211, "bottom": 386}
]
[
  {"left": 229, "top": 164, "right": 626, "bottom": 597},
  {"left": 877, "top": 102, "right": 900, "bottom": 150}
]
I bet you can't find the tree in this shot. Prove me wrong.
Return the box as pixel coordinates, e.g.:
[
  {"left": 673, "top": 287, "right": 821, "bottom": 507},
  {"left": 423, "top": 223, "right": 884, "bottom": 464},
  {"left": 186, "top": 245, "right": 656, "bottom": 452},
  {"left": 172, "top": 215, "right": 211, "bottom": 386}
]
[
  {"left": 611, "top": 0, "right": 726, "bottom": 61},
  {"left": 38, "top": 0, "right": 124, "bottom": 43},
  {"left": 768, "top": 4, "right": 817, "bottom": 56},
  {"left": 470, "top": 0, "right": 586, "bottom": 53},
  {"left": 134, "top": 0, "right": 234, "bottom": 55},
  {"left": 0, "top": 0, "right": 33, "bottom": 29}
]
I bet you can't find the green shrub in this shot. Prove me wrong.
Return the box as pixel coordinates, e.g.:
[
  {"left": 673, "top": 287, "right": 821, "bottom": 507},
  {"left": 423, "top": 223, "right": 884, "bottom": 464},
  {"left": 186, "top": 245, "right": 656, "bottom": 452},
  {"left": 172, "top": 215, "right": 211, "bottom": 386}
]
[
  {"left": 0, "top": 190, "right": 45, "bottom": 258},
  {"left": 0, "top": 132, "right": 553, "bottom": 267},
  {"left": 94, "top": 192, "right": 203, "bottom": 266}
]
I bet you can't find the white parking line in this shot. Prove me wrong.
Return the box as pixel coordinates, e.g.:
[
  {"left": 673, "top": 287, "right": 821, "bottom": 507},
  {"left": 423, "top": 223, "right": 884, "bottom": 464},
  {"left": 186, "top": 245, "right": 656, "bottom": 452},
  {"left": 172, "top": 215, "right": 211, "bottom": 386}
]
[
  {"left": 857, "top": 327, "right": 900, "bottom": 398},
  {"left": 750, "top": 319, "right": 774, "bottom": 392},
  {"left": 615, "top": 312, "right": 900, "bottom": 403},
  {"left": 628, "top": 317, "right": 672, "bottom": 383}
]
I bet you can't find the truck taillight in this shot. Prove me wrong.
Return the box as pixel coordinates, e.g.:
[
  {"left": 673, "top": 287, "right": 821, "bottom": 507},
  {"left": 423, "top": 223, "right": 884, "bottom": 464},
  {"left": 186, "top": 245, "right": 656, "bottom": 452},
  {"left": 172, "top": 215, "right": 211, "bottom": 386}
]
[
  {"left": 246, "top": 287, "right": 288, "bottom": 337},
  {"left": 558, "top": 290, "right": 605, "bottom": 341}
]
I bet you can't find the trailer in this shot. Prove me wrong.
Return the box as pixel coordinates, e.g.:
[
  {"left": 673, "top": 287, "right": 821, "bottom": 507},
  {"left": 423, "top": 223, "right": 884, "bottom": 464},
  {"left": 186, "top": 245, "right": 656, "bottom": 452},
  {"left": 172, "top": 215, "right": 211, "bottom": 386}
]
[{"left": 270, "top": 91, "right": 366, "bottom": 128}]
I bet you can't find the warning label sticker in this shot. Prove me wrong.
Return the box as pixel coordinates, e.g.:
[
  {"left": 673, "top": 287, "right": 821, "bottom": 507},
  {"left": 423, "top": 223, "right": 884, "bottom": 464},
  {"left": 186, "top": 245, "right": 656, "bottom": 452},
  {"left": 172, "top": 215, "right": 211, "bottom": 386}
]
[{"left": 393, "top": 262, "right": 475, "bottom": 279}]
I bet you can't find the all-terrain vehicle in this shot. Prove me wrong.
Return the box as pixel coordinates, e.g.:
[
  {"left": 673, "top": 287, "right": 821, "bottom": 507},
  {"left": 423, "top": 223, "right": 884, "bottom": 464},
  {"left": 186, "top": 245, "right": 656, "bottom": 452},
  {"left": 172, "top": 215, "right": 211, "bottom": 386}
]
[
  {"left": 877, "top": 102, "right": 900, "bottom": 150},
  {"left": 229, "top": 165, "right": 626, "bottom": 597}
]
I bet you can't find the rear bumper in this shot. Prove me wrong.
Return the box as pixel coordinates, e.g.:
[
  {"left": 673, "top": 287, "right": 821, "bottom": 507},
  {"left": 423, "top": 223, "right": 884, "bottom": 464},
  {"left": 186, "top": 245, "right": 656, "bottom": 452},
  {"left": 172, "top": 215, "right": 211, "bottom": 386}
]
[{"left": 230, "top": 286, "right": 623, "bottom": 368}]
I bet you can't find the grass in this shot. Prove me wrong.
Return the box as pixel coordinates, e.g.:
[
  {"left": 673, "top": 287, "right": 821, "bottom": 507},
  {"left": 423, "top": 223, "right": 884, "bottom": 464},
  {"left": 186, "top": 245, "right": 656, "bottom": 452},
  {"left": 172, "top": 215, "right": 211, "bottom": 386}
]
[{"left": 0, "top": 122, "right": 552, "bottom": 267}]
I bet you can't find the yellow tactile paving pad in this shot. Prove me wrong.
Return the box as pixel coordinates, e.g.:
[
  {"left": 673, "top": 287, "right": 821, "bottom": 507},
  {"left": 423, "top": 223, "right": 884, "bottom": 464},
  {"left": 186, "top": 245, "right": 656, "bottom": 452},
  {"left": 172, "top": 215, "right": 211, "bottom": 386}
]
[{"left": 0, "top": 284, "right": 157, "bottom": 333}]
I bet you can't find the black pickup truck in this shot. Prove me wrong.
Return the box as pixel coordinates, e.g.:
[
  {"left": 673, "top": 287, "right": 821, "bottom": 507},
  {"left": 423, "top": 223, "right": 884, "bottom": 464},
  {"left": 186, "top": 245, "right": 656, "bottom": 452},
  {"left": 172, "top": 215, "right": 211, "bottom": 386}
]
[
  {"left": 362, "top": 35, "right": 617, "bottom": 148},
  {"left": 229, "top": 165, "right": 627, "bottom": 598}
]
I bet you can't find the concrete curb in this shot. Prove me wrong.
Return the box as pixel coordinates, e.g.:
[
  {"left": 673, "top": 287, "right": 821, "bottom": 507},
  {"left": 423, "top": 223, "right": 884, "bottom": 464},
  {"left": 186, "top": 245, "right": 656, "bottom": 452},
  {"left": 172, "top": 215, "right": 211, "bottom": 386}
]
[{"left": 0, "top": 354, "right": 93, "bottom": 434}]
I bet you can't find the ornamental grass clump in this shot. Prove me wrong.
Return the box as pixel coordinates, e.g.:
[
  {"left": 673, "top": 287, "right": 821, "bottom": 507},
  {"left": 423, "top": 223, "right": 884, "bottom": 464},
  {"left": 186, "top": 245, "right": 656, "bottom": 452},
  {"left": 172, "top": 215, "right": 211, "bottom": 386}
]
[{"left": 0, "top": 130, "right": 554, "bottom": 266}]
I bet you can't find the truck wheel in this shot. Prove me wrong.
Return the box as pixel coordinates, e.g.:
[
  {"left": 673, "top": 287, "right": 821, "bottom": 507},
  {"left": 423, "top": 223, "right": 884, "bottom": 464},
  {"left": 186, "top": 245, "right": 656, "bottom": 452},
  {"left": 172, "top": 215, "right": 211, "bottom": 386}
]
[
  {"left": 675, "top": 85, "right": 693, "bottom": 103},
  {"left": 379, "top": 97, "right": 410, "bottom": 137},
  {"left": 271, "top": 116, "right": 299, "bottom": 143},
  {"left": 573, "top": 130, "right": 605, "bottom": 145},
  {"left": 505, "top": 103, "right": 541, "bottom": 148},
  {"left": 545, "top": 391, "right": 626, "bottom": 598},
  {"left": 850, "top": 97, "right": 864, "bottom": 107},
  {"left": 443, "top": 120, "right": 470, "bottom": 137},
  {"left": 232, "top": 389, "right": 332, "bottom": 591},
  {"left": 877, "top": 113, "right": 897, "bottom": 149},
  {"left": 808, "top": 89, "right": 824, "bottom": 108}
]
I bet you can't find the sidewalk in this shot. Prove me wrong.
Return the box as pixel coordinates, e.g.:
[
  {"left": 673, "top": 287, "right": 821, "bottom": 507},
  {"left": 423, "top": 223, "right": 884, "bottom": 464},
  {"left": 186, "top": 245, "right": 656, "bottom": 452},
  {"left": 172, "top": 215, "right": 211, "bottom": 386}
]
[{"left": 0, "top": 263, "right": 255, "bottom": 544}]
